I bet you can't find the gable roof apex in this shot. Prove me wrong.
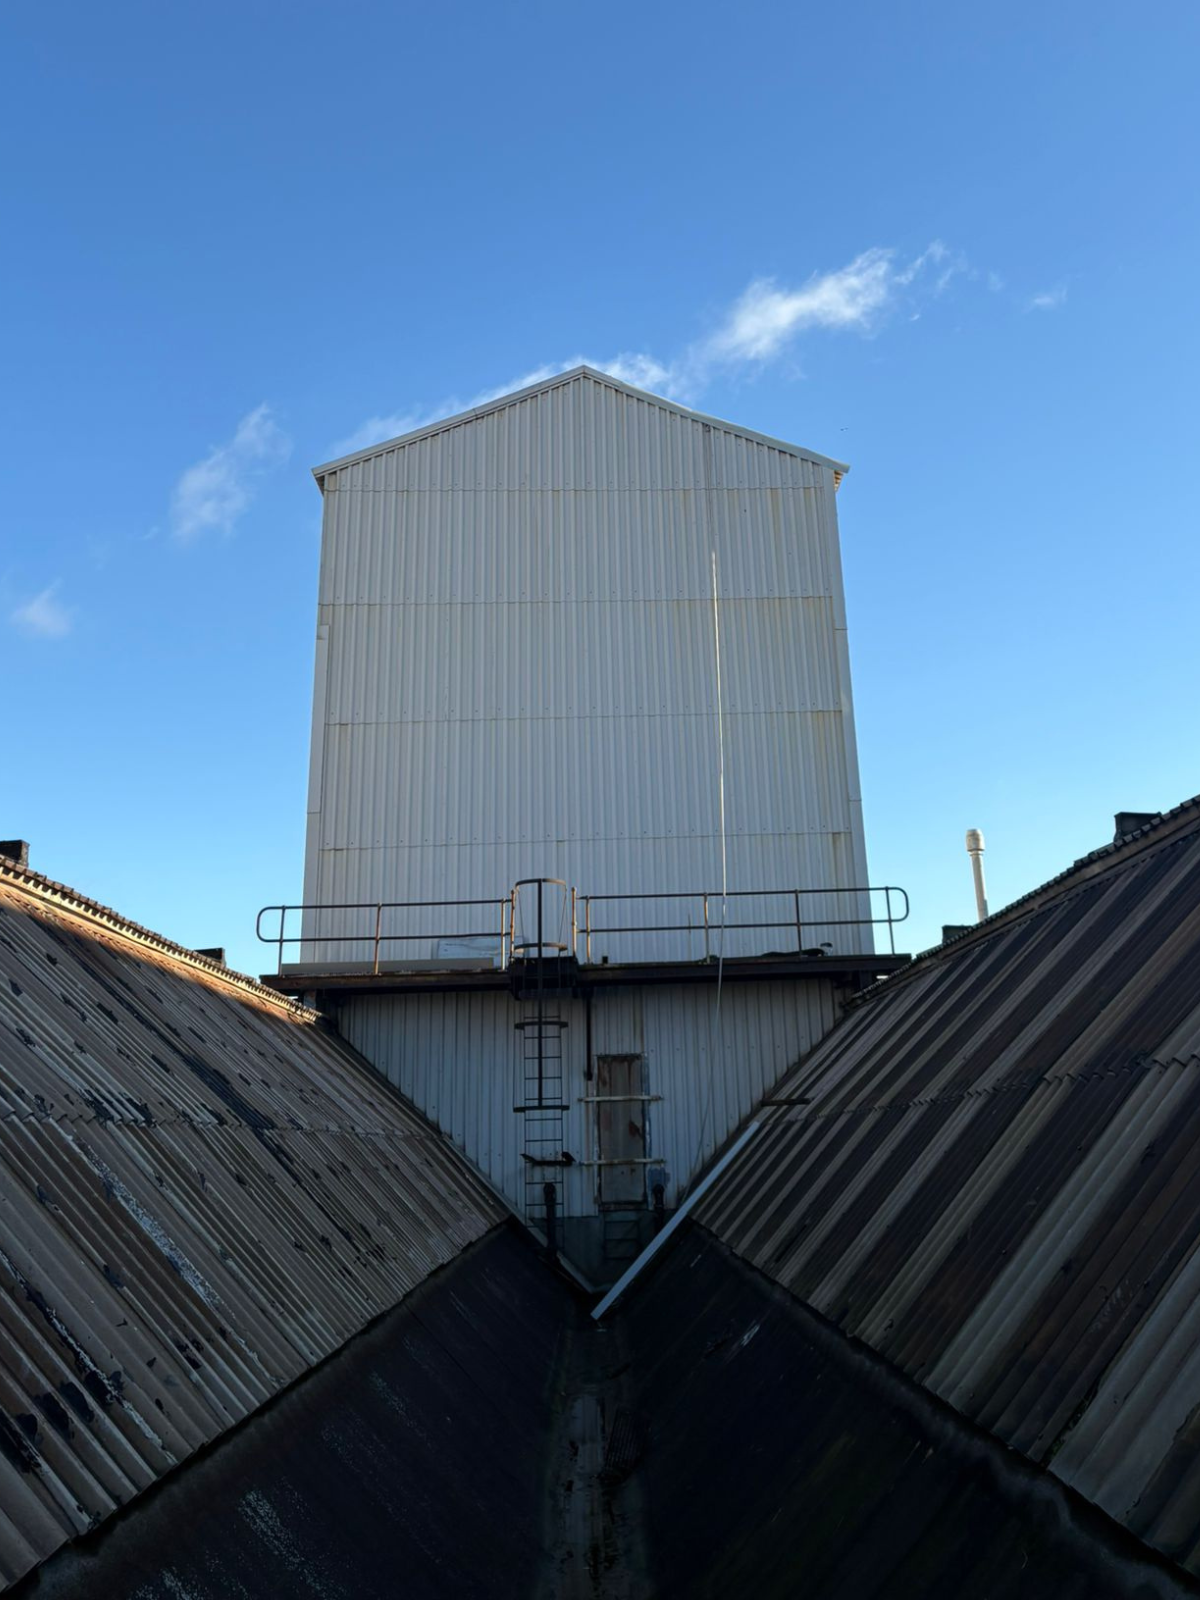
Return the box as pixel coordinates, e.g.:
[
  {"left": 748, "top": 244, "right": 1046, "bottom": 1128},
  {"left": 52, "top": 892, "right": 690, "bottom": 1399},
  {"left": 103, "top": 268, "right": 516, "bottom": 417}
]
[{"left": 312, "top": 364, "right": 850, "bottom": 485}]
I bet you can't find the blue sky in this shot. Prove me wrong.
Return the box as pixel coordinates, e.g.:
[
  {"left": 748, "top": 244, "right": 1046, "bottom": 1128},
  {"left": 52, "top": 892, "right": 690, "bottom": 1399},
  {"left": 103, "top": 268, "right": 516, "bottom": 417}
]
[{"left": 3, "top": 1, "right": 1197, "bottom": 974}]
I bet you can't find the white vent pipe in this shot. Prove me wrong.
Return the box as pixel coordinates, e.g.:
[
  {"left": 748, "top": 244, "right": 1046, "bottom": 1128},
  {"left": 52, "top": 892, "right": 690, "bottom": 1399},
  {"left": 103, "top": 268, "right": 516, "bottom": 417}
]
[{"left": 965, "top": 829, "right": 988, "bottom": 922}]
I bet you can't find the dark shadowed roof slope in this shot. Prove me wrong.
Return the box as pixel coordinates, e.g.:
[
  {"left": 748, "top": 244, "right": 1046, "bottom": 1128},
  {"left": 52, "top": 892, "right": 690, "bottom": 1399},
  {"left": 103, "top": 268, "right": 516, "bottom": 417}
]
[
  {"left": 0, "top": 860, "right": 503, "bottom": 1590},
  {"left": 696, "top": 795, "right": 1200, "bottom": 1579},
  {"left": 622, "top": 1232, "right": 1197, "bottom": 1600}
]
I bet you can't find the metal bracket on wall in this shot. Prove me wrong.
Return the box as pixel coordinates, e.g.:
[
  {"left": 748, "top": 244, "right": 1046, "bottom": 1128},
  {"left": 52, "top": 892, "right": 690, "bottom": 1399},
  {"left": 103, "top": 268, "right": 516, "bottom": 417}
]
[
  {"left": 578, "top": 1094, "right": 663, "bottom": 1104},
  {"left": 578, "top": 1157, "right": 661, "bottom": 1168}
]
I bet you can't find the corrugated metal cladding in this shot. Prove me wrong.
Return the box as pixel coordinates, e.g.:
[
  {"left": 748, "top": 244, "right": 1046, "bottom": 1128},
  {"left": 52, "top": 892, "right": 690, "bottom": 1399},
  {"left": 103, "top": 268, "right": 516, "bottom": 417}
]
[
  {"left": 695, "top": 801, "right": 1200, "bottom": 1580},
  {"left": 304, "top": 366, "right": 870, "bottom": 963},
  {"left": 339, "top": 981, "right": 838, "bottom": 1216},
  {"left": 0, "top": 864, "right": 502, "bottom": 1592}
]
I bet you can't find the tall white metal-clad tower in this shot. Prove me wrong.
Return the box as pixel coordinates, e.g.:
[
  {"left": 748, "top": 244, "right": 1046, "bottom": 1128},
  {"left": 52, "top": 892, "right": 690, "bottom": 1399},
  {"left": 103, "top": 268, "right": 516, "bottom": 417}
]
[
  {"left": 284, "top": 366, "right": 904, "bottom": 1281},
  {"left": 303, "top": 366, "right": 868, "bottom": 927}
]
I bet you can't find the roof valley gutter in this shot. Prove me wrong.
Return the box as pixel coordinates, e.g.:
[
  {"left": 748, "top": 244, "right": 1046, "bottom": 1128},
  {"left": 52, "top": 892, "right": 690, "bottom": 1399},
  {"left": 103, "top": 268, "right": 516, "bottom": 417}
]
[{"left": 591, "top": 1120, "right": 760, "bottom": 1320}]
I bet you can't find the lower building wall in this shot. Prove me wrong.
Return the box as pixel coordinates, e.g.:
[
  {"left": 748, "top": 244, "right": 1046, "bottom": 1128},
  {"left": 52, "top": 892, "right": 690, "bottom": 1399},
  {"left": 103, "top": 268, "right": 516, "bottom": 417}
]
[{"left": 337, "top": 981, "right": 841, "bottom": 1224}]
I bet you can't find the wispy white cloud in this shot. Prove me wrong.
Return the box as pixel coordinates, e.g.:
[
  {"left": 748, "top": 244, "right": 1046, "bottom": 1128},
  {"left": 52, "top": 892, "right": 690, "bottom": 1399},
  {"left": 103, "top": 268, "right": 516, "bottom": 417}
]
[
  {"left": 330, "top": 411, "right": 428, "bottom": 458},
  {"left": 586, "top": 352, "right": 675, "bottom": 393},
  {"left": 170, "top": 404, "right": 291, "bottom": 542},
  {"left": 1027, "top": 284, "right": 1068, "bottom": 312},
  {"left": 703, "top": 252, "right": 896, "bottom": 363},
  {"left": 467, "top": 364, "right": 571, "bottom": 407},
  {"left": 11, "top": 583, "right": 73, "bottom": 639},
  {"left": 332, "top": 243, "right": 962, "bottom": 453},
  {"left": 329, "top": 362, "right": 675, "bottom": 457},
  {"left": 657, "top": 242, "right": 959, "bottom": 395},
  {"left": 329, "top": 367, "right": 589, "bottom": 457}
]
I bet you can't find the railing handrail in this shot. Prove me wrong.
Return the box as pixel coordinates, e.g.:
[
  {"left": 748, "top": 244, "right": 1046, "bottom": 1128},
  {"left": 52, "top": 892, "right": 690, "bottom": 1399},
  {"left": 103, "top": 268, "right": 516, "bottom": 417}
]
[
  {"left": 579, "top": 884, "right": 909, "bottom": 960},
  {"left": 579, "top": 885, "right": 908, "bottom": 905},
  {"left": 256, "top": 895, "right": 513, "bottom": 977},
  {"left": 257, "top": 895, "right": 506, "bottom": 920},
  {"left": 255, "top": 882, "right": 909, "bottom": 972}
]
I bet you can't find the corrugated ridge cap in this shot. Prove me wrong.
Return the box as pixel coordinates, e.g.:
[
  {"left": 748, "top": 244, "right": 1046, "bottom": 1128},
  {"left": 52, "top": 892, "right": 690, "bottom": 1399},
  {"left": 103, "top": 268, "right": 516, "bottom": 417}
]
[
  {"left": 851, "top": 792, "right": 1200, "bottom": 1010},
  {"left": 311, "top": 364, "right": 851, "bottom": 483},
  {"left": 0, "top": 857, "right": 313, "bottom": 1020}
]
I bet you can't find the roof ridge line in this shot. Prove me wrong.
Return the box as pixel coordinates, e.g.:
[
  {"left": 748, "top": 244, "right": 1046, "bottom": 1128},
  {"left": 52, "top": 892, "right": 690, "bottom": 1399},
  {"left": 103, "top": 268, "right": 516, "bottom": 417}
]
[
  {"left": 849, "top": 792, "right": 1200, "bottom": 1007},
  {"left": 311, "top": 364, "right": 850, "bottom": 481},
  {"left": 0, "top": 858, "right": 314, "bottom": 1020}
]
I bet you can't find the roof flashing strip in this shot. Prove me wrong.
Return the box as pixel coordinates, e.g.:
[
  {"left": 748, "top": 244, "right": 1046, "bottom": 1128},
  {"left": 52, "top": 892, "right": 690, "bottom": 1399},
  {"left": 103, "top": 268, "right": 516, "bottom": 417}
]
[{"left": 591, "top": 1120, "right": 761, "bottom": 1321}]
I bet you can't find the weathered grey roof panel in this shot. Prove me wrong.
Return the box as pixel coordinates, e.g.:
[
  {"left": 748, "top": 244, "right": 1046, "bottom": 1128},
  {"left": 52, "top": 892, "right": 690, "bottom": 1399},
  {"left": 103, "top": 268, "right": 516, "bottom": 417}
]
[
  {"left": 22, "top": 1228, "right": 566, "bottom": 1600},
  {"left": 0, "top": 863, "right": 503, "bottom": 1589},
  {"left": 696, "top": 799, "right": 1200, "bottom": 1578}
]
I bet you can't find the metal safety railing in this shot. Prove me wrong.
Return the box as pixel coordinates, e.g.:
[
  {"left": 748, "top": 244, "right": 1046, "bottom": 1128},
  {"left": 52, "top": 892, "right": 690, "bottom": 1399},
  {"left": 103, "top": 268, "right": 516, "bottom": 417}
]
[
  {"left": 255, "top": 897, "right": 514, "bottom": 976},
  {"left": 256, "top": 881, "right": 909, "bottom": 974},
  {"left": 578, "top": 885, "right": 910, "bottom": 960},
  {"left": 509, "top": 878, "right": 575, "bottom": 960}
]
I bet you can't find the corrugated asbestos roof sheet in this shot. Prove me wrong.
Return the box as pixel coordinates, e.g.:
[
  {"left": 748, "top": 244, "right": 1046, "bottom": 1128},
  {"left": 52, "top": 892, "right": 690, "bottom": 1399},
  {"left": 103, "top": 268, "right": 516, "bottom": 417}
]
[
  {"left": 28, "top": 1228, "right": 568, "bottom": 1600},
  {"left": 696, "top": 797, "right": 1200, "bottom": 1578},
  {"left": 0, "top": 862, "right": 503, "bottom": 1591},
  {"left": 623, "top": 1232, "right": 1196, "bottom": 1599}
]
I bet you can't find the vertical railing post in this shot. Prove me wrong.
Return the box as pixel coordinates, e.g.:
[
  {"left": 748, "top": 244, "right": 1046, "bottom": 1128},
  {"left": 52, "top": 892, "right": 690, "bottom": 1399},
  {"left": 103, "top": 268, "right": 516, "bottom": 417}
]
[
  {"left": 373, "top": 902, "right": 383, "bottom": 975},
  {"left": 703, "top": 894, "right": 711, "bottom": 962},
  {"left": 585, "top": 899, "right": 592, "bottom": 964},
  {"left": 570, "top": 887, "right": 577, "bottom": 961},
  {"left": 794, "top": 890, "right": 802, "bottom": 954}
]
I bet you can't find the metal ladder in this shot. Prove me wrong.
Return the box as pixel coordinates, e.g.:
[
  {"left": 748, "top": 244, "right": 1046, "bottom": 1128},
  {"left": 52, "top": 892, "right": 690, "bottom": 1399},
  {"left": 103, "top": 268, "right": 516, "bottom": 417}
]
[
  {"left": 511, "top": 879, "right": 572, "bottom": 1229},
  {"left": 515, "top": 1013, "right": 569, "bottom": 1226}
]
